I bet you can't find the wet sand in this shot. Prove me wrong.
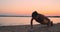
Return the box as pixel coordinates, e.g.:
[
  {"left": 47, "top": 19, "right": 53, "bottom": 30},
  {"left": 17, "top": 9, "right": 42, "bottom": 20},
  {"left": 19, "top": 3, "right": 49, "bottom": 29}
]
[{"left": 0, "top": 23, "right": 60, "bottom": 32}]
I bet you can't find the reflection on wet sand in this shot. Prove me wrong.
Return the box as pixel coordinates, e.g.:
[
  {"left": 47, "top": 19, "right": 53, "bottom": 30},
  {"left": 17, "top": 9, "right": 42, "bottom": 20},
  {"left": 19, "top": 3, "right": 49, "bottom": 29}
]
[{"left": 0, "top": 23, "right": 60, "bottom": 32}]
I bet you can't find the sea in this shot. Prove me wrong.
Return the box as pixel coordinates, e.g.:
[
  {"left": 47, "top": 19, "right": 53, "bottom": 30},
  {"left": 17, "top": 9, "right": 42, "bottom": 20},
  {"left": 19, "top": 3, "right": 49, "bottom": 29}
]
[{"left": 0, "top": 17, "right": 60, "bottom": 26}]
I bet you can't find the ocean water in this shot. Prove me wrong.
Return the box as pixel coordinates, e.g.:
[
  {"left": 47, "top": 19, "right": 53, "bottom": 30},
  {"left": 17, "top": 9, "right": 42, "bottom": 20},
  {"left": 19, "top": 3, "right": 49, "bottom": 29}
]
[{"left": 0, "top": 17, "right": 60, "bottom": 26}]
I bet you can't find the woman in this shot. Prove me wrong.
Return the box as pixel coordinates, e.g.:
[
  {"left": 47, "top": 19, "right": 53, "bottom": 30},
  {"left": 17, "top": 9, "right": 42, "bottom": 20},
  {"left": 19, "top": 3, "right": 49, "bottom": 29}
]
[{"left": 31, "top": 11, "right": 53, "bottom": 29}]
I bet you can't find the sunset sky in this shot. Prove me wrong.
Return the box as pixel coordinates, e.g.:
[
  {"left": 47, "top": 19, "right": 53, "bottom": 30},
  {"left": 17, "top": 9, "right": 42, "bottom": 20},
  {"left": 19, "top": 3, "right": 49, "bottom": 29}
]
[{"left": 0, "top": 0, "right": 60, "bottom": 16}]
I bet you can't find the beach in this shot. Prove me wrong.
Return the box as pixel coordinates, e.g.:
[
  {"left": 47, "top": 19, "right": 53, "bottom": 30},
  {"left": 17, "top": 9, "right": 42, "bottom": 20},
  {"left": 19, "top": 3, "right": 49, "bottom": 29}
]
[{"left": 0, "top": 23, "right": 60, "bottom": 32}]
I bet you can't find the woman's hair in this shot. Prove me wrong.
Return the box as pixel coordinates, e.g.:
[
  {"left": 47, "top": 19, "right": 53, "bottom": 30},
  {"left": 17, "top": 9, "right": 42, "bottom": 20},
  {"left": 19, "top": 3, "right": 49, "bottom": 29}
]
[{"left": 32, "top": 11, "right": 38, "bottom": 17}]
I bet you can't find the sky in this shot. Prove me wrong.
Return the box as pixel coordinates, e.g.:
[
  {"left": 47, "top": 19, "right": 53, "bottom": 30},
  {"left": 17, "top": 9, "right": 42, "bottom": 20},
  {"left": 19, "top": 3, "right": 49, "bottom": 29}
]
[{"left": 0, "top": 0, "right": 60, "bottom": 16}]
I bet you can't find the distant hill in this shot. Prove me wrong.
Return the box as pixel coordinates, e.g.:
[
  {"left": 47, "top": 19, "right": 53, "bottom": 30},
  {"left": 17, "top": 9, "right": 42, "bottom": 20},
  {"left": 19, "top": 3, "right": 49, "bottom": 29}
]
[
  {"left": 0, "top": 15, "right": 31, "bottom": 17},
  {"left": 0, "top": 15, "right": 60, "bottom": 17},
  {"left": 48, "top": 16, "right": 60, "bottom": 18}
]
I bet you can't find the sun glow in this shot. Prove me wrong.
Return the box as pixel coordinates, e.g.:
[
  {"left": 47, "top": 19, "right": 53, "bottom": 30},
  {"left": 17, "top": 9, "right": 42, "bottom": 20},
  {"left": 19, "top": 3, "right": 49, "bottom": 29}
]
[{"left": 0, "top": 0, "right": 60, "bottom": 16}]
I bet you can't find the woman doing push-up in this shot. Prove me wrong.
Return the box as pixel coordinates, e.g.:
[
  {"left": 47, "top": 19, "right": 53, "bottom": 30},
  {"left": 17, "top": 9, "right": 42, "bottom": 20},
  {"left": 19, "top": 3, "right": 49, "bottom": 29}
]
[{"left": 31, "top": 11, "right": 53, "bottom": 29}]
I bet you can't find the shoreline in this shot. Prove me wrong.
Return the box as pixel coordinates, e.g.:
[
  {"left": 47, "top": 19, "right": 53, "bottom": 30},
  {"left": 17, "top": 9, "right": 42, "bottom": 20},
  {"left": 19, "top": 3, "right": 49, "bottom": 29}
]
[{"left": 0, "top": 23, "right": 60, "bottom": 32}]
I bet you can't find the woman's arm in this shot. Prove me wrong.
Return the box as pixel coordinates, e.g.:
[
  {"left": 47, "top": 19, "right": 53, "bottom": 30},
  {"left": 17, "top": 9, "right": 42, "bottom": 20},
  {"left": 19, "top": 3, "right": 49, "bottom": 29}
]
[{"left": 31, "top": 18, "right": 33, "bottom": 29}]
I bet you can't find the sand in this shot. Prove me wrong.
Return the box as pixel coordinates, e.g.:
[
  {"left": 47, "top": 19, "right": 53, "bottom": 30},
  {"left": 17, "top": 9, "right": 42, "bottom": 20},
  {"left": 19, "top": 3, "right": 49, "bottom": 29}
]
[{"left": 0, "top": 23, "right": 60, "bottom": 32}]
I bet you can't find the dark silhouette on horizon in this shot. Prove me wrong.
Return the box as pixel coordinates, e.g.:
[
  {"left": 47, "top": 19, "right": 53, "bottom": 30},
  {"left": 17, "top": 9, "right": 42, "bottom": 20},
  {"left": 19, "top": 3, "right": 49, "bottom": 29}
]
[{"left": 31, "top": 11, "right": 53, "bottom": 29}]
